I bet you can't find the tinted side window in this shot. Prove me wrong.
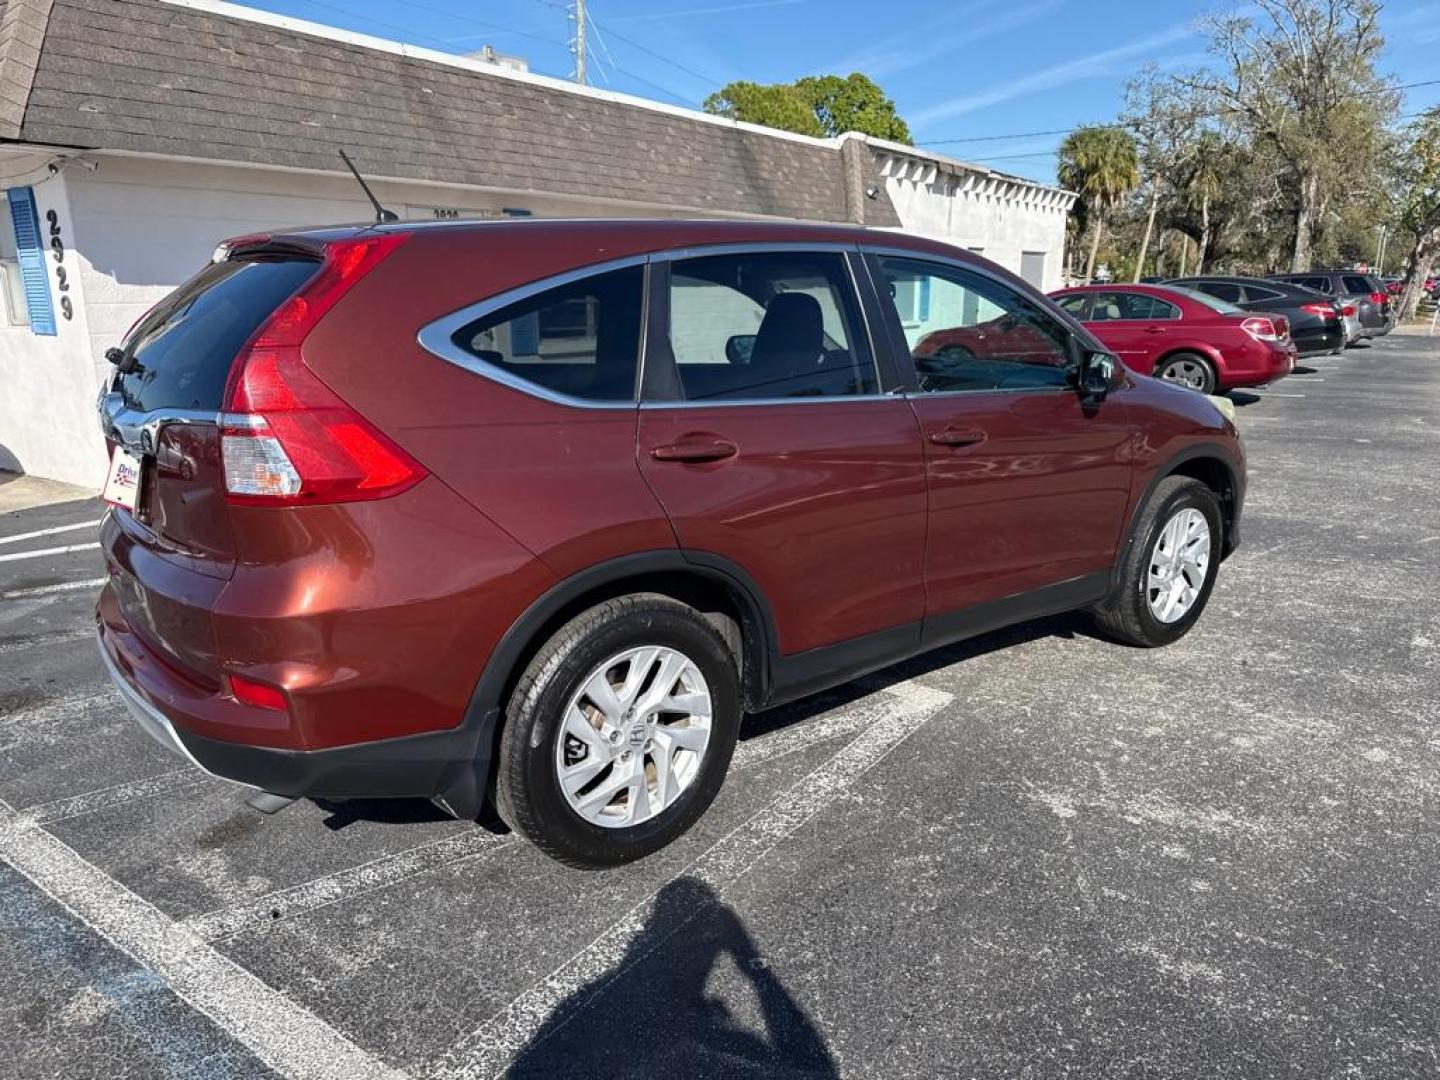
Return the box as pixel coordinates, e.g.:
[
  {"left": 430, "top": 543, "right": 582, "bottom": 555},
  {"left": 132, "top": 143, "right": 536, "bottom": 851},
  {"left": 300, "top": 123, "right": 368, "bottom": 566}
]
[
  {"left": 1196, "top": 281, "right": 1243, "bottom": 302},
  {"left": 1343, "top": 275, "right": 1373, "bottom": 294},
  {"left": 1300, "top": 276, "right": 1332, "bottom": 293},
  {"left": 450, "top": 265, "right": 643, "bottom": 402},
  {"left": 876, "top": 256, "right": 1074, "bottom": 393},
  {"left": 1056, "top": 294, "right": 1090, "bottom": 318},
  {"left": 662, "top": 252, "right": 876, "bottom": 401},
  {"left": 119, "top": 256, "right": 318, "bottom": 412},
  {"left": 1241, "top": 285, "right": 1284, "bottom": 301}
]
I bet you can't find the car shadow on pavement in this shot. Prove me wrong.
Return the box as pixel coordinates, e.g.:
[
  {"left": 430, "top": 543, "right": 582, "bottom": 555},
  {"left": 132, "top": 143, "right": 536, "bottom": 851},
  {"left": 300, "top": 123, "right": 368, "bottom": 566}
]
[
  {"left": 1226, "top": 390, "right": 1262, "bottom": 407},
  {"left": 507, "top": 876, "right": 839, "bottom": 1079}
]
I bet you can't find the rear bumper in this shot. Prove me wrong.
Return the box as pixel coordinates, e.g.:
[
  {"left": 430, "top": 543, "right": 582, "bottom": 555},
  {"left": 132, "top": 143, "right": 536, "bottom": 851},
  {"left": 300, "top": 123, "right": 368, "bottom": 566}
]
[
  {"left": 1294, "top": 324, "right": 1346, "bottom": 357},
  {"left": 97, "top": 601, "right": 496, "bottom": 816}
]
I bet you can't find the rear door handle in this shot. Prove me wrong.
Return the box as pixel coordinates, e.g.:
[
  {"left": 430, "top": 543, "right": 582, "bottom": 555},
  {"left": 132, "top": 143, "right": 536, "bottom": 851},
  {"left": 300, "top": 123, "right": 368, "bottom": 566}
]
[
  {"left": 1144, "top": 325, "right": 1166, "bottom": 334},
  {"left": 928, "top": 428, "right": 987, "bottom": 448},
  {"left": 650, "top": 438, "right": 738, "bottom": 463}
]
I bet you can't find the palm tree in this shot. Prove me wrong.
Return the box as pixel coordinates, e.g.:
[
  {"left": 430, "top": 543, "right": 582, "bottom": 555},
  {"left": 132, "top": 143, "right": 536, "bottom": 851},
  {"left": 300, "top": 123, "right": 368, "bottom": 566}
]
[{"left": 1058, "top": 126, "right": 1140, "bottom": 282}]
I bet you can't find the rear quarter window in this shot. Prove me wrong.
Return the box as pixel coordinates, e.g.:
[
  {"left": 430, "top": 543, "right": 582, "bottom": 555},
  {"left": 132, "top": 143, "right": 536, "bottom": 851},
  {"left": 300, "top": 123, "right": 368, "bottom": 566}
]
[
  {"left": 118, "top": 257, "right": 317, "bottom": 412},
  {"left": 1343, "top": 276, "right": 1374, "bottom": 294},
  {"left": 446, "top": 265, "right": 644, "bottom": 402}
]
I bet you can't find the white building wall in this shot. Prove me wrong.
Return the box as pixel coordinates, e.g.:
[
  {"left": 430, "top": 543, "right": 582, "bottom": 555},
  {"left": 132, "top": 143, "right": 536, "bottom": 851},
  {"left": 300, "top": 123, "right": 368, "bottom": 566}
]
[
  {"left": 0, "top": 171, "right": 107, "bottom": 485},
  {"left": 880, "top": 162, "right": 1072, "bottom": 292}
]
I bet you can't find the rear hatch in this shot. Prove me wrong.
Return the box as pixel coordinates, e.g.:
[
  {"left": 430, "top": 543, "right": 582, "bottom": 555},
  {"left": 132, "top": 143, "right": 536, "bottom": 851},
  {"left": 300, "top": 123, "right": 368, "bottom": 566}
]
[
  {"left": 98, "top": 245, "right": 323, "bottom": 683},
  {"left": 101, "top": 248, "right": 323, "bottom": 577},
  {"left": 98, "top": 231, "right": 424, "bottom": 690}
]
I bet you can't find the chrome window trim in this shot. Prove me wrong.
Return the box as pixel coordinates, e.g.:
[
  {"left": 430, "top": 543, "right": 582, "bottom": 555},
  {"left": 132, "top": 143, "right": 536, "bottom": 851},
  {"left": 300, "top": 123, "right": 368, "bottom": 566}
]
[
  {"left": 638, "top": 394, "right": 898, "bottom": 411},
  {"left": 863, "top": 246, "right": 1081, "bottom": 398},
  {"left": 414, "top": 242, "right": 875, "bottom": 412},
  {"left": 415, "top": 253, "right": 650, "bottom": 412}
]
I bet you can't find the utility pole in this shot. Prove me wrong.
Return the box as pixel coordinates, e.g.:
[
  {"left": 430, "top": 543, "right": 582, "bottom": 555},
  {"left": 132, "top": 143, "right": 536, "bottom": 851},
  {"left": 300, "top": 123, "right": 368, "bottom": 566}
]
[
  {"left": 1375, "top": 224, "right": 1388, "bottom": 275},
  {"left": 569, "top": 0, "right": 587, "bottom": 86}
]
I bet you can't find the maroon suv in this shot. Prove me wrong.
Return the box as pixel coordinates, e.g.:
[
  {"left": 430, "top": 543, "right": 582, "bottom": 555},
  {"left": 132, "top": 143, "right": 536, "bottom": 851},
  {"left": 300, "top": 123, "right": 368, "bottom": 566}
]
[{"left": 97, "top": 219, "right": 1244, "bottom": 868}]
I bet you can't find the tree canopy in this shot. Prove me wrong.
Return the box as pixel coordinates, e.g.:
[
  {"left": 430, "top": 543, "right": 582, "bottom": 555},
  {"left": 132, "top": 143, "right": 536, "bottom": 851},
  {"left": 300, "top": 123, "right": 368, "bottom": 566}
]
[
  {"left": 703, "top": 73, "right": 911, "bottom": 143},
  {"left": 1064, "top": 0, "right": 1421, "bottom": 295},
  {"left": 1058, "top": 126, "right": 1140, "bottom": 281}
]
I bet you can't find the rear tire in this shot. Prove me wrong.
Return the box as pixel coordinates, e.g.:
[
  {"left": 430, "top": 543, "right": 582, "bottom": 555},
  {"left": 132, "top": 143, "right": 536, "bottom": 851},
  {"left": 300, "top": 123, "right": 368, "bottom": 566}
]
[
  {"left": 1154, "top": 352, "right": 1217, "bottom": 395},
  {"left": 1093, "top": 477, "right": 1222, "bottom": 648},
  {"left": 495, "top": 594, "right": 741, "bottom": 869}
]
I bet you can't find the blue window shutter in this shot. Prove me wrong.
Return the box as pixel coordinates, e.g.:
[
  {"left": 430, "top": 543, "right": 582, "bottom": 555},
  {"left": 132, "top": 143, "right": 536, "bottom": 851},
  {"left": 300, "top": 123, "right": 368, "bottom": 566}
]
[{"left": 8, "top": 187, "right": 56, "bottom": 336}]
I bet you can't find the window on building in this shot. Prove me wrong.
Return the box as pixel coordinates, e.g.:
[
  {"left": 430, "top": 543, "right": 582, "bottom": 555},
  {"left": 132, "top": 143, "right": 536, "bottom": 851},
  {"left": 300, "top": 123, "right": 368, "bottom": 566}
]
[
  {"left": 0, "top": 198, "right": 30, "bottom": 328},
  {"left": 449, "top": 265, "right": 644, "bottom": 401},
  {"left": 661, "top": 251, "right": 877, "bottom": 401},
  {"left": 876, "top": 256, "right": 1074, "bottom": 393}
]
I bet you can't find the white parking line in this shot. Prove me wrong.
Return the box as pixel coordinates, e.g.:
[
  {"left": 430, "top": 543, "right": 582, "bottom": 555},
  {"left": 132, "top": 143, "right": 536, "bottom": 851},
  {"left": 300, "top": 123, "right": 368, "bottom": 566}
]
[
  {"left": 431, "top": 679, "right": 952, "bottom": 1080},
  {"left": 23, "top": 768, "right": 210, "bottom": 825},
  {"left": 0, "top": 627, "right": 94, "bottom": 655},
  {"left": 0, "top": 519, "right": 102, "bottom": 545},
  {"left": 0, "top": 542, "right": 101, "bottom": 564},
  {"left": 1, "top": 576, "right": 108, "bottom": 600},
  {"left": 187, "top": 829, "right": 513, "bottom": 941},
  {"left": 0, "top": 798, "right": 407, "bottom": 1080},
  {"left": 187, "top": 698, "right": 887, "bottom": 942}
]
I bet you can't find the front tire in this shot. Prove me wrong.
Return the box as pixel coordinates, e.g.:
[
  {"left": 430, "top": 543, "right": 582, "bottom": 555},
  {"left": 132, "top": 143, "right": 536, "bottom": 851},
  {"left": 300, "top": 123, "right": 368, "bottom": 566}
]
[
  {"left": 1094, "top": 477, "right": 1222, "bottom": 648},
  {"left": 1155, "top": 352, "right": 1217, "bottom": 395},
  {"left": 495, "top": 594, "right": 741, "bottom": 869}
]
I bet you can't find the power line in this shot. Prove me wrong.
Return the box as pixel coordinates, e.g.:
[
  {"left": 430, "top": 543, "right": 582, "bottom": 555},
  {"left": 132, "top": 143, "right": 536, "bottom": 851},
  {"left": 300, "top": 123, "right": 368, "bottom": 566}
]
[{"left": 585, "top": 12, "right": 728, "bottom": 89}]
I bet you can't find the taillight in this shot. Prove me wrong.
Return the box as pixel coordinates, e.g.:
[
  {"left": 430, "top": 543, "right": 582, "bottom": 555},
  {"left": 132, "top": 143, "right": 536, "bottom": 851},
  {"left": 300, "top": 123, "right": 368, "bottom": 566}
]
[
  {"left": 1341, "top": 304, "right": 1356, "bottom": 317},
  {"left": 1241, "top": 316, "right": 1280, "bottom": 342},
  {"left": 1299, "top": 302, "right": 1335, "bottom": 318},
  {"left": 1370, "top": 291, "right": 1387, "bottom": 305},
  {"left": 220, "top": 234, "right": 426, "bottom": 506}
]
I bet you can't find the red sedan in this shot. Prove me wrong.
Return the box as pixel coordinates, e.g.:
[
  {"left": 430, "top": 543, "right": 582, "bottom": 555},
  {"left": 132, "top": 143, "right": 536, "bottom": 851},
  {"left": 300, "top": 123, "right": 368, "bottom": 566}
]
[{"left": 1049, "top": 284, "right": 1297, "bottom": 395}]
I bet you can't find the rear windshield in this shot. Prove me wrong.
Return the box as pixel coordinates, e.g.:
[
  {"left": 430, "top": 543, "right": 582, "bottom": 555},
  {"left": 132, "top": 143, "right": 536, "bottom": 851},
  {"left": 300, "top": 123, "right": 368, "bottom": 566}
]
[
  {"left": 1343, "top": 275, "right": 1375, "bottom": 294},
  {"left": 116, "top": 256, "right": 318, "bottom": 412},
  {"left": 1165, "top": 285, "right": 1243, "bottom": 315}
]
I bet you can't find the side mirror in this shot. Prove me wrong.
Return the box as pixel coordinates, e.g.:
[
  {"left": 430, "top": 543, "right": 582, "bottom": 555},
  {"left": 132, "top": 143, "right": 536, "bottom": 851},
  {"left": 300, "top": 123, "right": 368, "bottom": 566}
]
[
  {"left": 725, "top": 334, "right": 756, "bottom": 365},
  {"left": 1078, "top": 350, "right": 1117, "bottom": 400}
]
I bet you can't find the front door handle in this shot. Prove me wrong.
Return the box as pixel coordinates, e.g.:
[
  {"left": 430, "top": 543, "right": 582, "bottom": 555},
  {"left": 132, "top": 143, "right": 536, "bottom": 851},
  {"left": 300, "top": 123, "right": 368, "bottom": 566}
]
[
  {"left": 928, "top": 428, "right": 987, "bottom": 448},
  {"left": 650, "top": 438, "right": 738, "bottom": 463}
]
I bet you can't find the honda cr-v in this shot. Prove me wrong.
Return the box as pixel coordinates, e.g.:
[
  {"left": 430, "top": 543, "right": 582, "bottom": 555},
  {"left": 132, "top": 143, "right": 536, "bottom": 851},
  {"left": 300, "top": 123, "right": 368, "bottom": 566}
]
[{"left": 97, "top": 219, "right": 1245, "bottom": 868}]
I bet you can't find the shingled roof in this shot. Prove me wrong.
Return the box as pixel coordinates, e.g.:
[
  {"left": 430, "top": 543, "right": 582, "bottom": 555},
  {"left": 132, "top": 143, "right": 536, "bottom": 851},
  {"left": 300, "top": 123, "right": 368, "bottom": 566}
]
[{"left": 0, "top": 0, "right": 905, "bottom": 226}]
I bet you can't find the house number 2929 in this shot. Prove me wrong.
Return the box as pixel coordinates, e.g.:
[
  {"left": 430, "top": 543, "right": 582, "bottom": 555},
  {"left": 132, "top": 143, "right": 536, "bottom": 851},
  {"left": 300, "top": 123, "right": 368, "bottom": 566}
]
[{"left": 45, "top": 208, "right": 73, "bottom": 322}]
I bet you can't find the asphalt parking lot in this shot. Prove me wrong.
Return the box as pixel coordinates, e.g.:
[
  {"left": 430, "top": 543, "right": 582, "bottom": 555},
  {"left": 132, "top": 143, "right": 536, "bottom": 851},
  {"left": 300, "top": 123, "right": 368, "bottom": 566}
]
[{"left": 3, "top": 330, "right": 1438, "bottom": 1080}]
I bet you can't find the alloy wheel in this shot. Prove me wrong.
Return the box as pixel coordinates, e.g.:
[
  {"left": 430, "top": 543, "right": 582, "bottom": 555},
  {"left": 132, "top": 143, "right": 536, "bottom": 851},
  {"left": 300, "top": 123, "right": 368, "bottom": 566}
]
[
  {"left": 1146, "top": 508, "right": 1211, "bottom": 623},
  {"left": 554, "top": 646, "right": 713, "bottom": 828}
]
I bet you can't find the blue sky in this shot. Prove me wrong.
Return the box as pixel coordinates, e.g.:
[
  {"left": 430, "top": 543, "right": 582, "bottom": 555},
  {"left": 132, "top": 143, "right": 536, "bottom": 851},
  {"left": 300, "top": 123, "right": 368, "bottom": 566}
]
[{"left": 245, "top": 0, "right": 1440, "bottom": 184}]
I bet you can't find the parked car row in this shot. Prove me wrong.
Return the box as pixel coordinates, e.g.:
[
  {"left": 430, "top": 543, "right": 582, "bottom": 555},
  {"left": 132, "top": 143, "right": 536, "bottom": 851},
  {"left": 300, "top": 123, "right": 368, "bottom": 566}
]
[{"left": 1055, "top": 269, "right": 1398, "bottom": 396}]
